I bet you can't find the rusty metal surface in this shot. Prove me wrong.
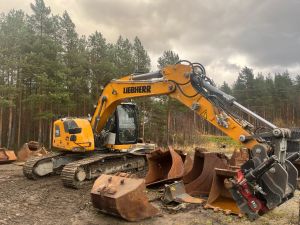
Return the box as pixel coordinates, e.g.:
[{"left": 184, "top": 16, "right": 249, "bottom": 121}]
[
  {"left": 183, "top": 149, "right": 229, "bottom": 196},
  {"left": 17, "top": 142, "right": 48, "bottom": 163},
  {"left": 205, "top": 168, "right": 241, "bottom": 215},
  {"left": 145, "top": 146, "right": 184, "bottom": 186},
  {"left": 229, "top": 148, "right": 249, "bottom": 167},
  {"left": 162, "top": 180, "right": 205, "bottom": 204},
  {"left": 183, "top": 154, "right": 193, "bottom": 176},
  {"left": 91, "top": 172, "right": 159, "bottom": 222},
  {"left": 0, "top": 148, "right": 17, "bottom": 164},
  {"left": 27, "top": 141, "right": 41, "bottom": 151}
]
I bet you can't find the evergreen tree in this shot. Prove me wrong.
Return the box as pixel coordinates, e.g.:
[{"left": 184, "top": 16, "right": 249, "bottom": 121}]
[
  {"left": 133, "top": 37, "right": 150, "bottom": 73},
  {"left": 157, "top": 50, "right": 179, "bottom": 69},
  {"left": 220, "top": 82, "right": 232, "bottom": 95},
  {"left": 113, "top": 36, "right": 135, "bottom": 75}
]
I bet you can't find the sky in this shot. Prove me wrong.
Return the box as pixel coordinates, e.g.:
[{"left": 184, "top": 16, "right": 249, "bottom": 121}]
[{"left": 1, "top": 0, "right": 300, "bottom": 84}]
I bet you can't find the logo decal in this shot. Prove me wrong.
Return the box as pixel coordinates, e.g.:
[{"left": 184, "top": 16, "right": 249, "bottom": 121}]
[{"left": 123, "top": 86, "right": 151, "bottom": 94}]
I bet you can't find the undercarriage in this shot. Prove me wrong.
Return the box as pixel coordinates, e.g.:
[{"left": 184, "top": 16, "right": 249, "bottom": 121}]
[{"left": 23, "top": 150, "right": 146, "bottom": 189}]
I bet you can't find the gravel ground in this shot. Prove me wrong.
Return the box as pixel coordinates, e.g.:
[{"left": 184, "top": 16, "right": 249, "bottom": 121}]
[{"left": 0, "top": 163, "right": 299, "bottom": 225}]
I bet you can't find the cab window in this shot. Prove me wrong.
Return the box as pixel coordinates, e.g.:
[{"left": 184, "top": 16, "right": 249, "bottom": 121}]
[
  {"left": 55, "top": 125, "right": 60, "bottom": 137},
  {"left": 117, "top": 105, "right": 137, "bottom": 143},
  {"left": 63, "top": 120, "right": 79, "bottom": 133}
]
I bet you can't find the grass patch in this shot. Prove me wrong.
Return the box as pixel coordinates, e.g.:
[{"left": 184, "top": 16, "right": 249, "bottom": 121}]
[{"left": 201, "top": 135, "right": 242, "bottom": 148}]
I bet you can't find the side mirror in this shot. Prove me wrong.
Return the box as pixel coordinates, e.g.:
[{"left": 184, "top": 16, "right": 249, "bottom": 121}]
[{"left": 69, "top": 127, "right": 82, "bottom": 134}]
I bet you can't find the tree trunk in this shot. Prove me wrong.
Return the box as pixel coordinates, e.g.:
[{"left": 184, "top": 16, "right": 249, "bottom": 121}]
[
  {"left": 11, "top": 107, "right": 17, "bottom": 147},
  {"left": 38, "top": 104, "right": 42, "bottom": 143},
  {"left": 48, "top": 120, "right": 52, "bottom": 149},
  {"left": 166, "top": 98, "right": 171, "bottom": 145},
  {"left": 0, "top": 107, "right": 2, "bottom": 147},
  {"left": 17, "top": 96, "right": 22, "bottom": 147},
  {"left": 7, "top": 106, "right": 13, "bottom": 149}
]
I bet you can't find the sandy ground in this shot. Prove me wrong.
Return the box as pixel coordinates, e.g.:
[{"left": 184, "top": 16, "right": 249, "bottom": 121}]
[{"left": 0, "top": 163, "right": 299, "bottom": 225}]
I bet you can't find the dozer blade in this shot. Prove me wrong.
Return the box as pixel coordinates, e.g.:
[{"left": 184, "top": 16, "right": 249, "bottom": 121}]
[
  {"left": 145, "top": 146, "right": 184, "bottom": 186},
  {"left": 162, "top": 180, "right": 205, "bottom": 204},
  {"left": 91, "top": 172, "right": 159, "bottom": 222},
  {"left": 183, "top": 148, "right": 229, "bottom": 196},
  {"left": 17, "top": 142, "right": 48, "bottom": 163},
  {"left": 205, "top": 168, "right": 240, "bottom": 215},
  {"left": 0, "top": 148, "right": 17, "bottom": 164},
  {"left": 229, "top": 148, "right": 249, "bottom": 167}
]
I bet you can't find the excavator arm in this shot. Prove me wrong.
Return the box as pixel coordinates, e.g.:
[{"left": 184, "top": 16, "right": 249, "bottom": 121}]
[{"left": 91, "top": 63, "right": 258, "bottom": 149}]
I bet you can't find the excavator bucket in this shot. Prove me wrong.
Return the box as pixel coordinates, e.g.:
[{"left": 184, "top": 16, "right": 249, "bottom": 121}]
[
  {"left": 145, "top": 146, "right": 184, "bottom": 186},
  {"left": 16, "top": 141, "right": 48, "bottom": 163},
  {"left": 91, "top": 172, "right": 159, "bottom": 222},
  {"left": 175, "top": 149, "right": 193, "bottom": 176},
  {"left": 162, "top": 180, "right": 205, "bottom": 204},
  {"left": 205, "top": 168, "right": 240, "bottom": 215},
  {"left": 0, "top": 148, "right": 17, "bottom": 164},
  {"left": 229, "top": 148, "right": 249, "bottom": 167},
  {"left": 183, "top": 148, "right": 229, "bottom": 196}
]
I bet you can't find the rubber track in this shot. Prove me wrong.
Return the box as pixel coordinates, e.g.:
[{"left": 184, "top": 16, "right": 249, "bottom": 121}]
[
  {"left": 61, "top": 153, "right": 144, "bottom": 188},
  {"left": 23, "top": 152, "right": 63, "bottom": 180}
]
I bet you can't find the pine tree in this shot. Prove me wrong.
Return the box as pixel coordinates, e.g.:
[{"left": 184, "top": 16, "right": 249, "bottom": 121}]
[
  {"left": 157, "top": 50, "right": 179, "bottom": 69},
  {"left": 113, "top": 36, "right": 135, "bottom": 75},
  {"left": 133, "top": 37, "right": 150, "bottom": 73},
  {"left": 220, "top": 81, "right": 232, "bottom": 95}
]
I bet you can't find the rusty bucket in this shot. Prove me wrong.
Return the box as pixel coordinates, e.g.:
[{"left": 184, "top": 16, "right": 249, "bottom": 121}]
[
  {"left": 17, "top": 142, "right": 48, "bottom": 163},
  {"left": 183, "top": 149, "right": 229, "bottom": 196},
  {"left": 229, "top": 148, "right": 249, "bottom": 167},
  {"left": 0, "top": 148, "right": 17, "bottom": 164},
  {"left": 91, "top": 172, "right": 159, "bottom": 222},
  {"left": 145, "top": 146, "right": 184, "bottom": 186},
  {"left": 162, "top": 180, "right": 205, "bottom": 204},
  {"left": 205, "top": 168, "right": 240, "bottom": 215}
]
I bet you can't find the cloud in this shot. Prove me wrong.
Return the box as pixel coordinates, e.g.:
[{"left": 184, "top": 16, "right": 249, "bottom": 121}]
[{"left": 1, "top": 0, "right": 300, "bottom": 84}]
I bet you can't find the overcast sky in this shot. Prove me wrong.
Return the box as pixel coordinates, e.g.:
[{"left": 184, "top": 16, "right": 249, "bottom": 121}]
[{"left": 1, "top": 0, "right": 300, "bottom": 84}]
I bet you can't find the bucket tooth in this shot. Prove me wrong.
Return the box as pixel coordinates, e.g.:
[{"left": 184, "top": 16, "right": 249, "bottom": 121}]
[
  {"left": 205, "top": 168, "right": 241, "bottom": 215},
  {"left": 162, "top": 180, "right": 205, "bottom": 204},
  {"left": 0, "top": 148, "right": 17, "bottom": 164},
  {"left": 145, "top": 146, "right": 184, "bottom": 186},
  {"left": 91, "top": 173, "right": 159, "bottom": 222},
  {"left": 183, "top": 149, "right": 229, "bottom": 196}
]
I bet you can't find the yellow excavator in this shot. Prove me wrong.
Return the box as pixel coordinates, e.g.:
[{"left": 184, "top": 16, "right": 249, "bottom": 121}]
[{"left": 24, "top": 60, "right": 300, "bottom": 220}]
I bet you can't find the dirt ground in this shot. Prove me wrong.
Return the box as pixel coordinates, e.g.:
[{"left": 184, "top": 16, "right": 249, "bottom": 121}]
[{"left": 0, "top": 163, "right": 299, "bottom": 225}]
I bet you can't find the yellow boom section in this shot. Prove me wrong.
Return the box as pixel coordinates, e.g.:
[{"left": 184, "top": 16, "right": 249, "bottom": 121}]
[{"left": 91, "top": 64, "right": 258, "bottom": 149}]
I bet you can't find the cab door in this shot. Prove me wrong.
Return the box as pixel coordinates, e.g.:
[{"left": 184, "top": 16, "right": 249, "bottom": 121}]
[
  {"left": 53, "top": 121, "right": 64, "bottom": 149},
  {"left": 115, "top": 104, "right": 139, "bottom": 145}
]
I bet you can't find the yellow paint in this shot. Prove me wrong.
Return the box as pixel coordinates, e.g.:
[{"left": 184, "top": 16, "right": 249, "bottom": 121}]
[
  {"left": 106, "top": 144, "right": 133, "bottom": 150},
  {"left": 52, "top": 118, "right": 94, "bottom": 151},
  {"left": 53, "top": 63, "right": 259, "bottom": 153}
]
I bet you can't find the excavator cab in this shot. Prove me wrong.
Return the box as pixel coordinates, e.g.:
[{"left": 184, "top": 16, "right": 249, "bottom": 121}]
[
  {"left": 52, "top": 103, "right": 139, "bottom": 152},
  {"left": 102, "top": 103, "right": 139, "bottom": 149}
]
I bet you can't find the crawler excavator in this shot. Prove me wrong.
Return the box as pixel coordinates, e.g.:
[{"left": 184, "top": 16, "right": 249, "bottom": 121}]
[{"left": 24, "top": 60, "right": 300, "bottom": 220}]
